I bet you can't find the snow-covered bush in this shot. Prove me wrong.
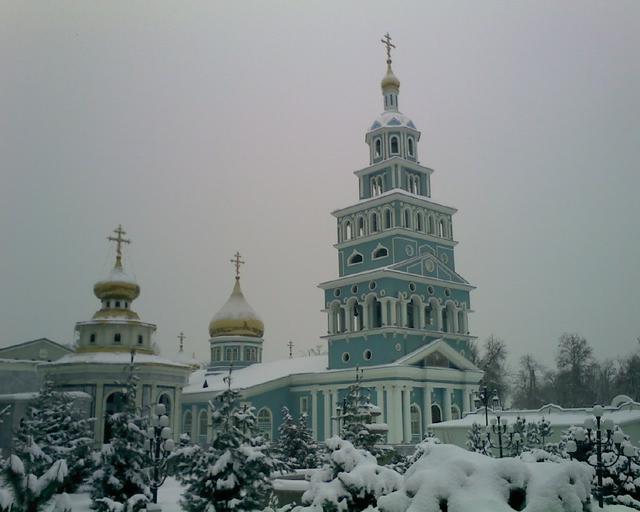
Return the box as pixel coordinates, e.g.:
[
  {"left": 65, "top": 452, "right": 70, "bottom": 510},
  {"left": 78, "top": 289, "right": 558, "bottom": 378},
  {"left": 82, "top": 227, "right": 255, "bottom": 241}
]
[
  {"left": 14, "top": 380, "right": 94, "bottom": 492},
  {"left": 294, "top": 437, "right": 401, "bottom": 512},
  {"left": 0, "top": 454, "right": 68, "bottom": 512},
  {"left": 90, "top": 371, "right": 150, "bottom": 512},
  {"left": 377, "top": 442, "right": 593, "bottom": 512},
  {"left": 466, "top": 422, "right": 490, "bottom": 455},
  {"left": 276, "top": 407, "right": 320, "bottom": 470},
  {"left": 180, "top": 386, "right": 280, "bottom": 512}
]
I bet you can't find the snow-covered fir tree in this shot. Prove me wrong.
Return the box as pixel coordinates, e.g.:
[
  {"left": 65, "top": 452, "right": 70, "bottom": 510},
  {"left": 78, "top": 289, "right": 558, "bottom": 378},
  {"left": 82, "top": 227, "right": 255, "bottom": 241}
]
[
  {"left": 0, "top": 454, "right": 68, "bottom": 512},
  {"left": 13, "top": 380, "right": 94, "bottom": 493},
  {"left": 466, "top": 422, "right": 490, "bottom": 455},
  {"left": 180, "top": 372, "right": 279, "bottom": 512},
  {"left": 276, "top": 407, "right": 319, "bottom": 470},
  {"left": 90, "top": 357, "right": 151, "bottom": 512},
  {"left": 340, "top": 369, "right": 385, "bottom": 456}
]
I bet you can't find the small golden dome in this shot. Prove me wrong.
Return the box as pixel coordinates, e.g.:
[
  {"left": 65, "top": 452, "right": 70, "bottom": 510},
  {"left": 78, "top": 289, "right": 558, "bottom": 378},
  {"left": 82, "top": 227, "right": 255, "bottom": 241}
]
[
  {"left": 93, "top": 263, "right": 140, "bottom": 302},
  {"left": 209, "top": 278, "right": 264, "bottom": 338},
  {"left": 381, "top": 63, "right": 400, "bottom": 91}
]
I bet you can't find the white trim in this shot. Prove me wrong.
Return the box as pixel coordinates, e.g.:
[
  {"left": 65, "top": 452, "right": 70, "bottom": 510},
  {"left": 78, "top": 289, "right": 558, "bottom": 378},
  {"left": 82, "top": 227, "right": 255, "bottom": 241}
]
[
  {"left": 334, "top": 227, "right": 458, "bottom": 250},
  {"left": 346, "top": 250, "right": 364, "bottom": 266},
  {"left": 256, "top": 407, "right": 273, "bottom": 441},
  {"left": 331, "top": 190, "right": 456, "bottom": 218},
  {"left": 371, "top": 244, "right": 389, "bottom": 260}
]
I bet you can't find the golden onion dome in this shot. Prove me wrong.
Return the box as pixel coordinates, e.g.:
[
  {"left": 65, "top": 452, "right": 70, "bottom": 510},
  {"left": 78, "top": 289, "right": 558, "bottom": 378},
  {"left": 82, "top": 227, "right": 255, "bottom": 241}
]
[
  {"left": 381, "top": 63, "right": 400, "bottom": 91},
  {"left": 93, "top": 263, "right": 140, "bottom": 302},
  {"left": 209, "top": 278, "right": 264, "bottom": 338}
]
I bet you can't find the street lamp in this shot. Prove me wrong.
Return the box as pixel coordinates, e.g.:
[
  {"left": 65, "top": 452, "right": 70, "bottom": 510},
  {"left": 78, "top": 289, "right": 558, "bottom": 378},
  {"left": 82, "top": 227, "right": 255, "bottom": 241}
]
[
  {"left": 484, "top": 414, "right": 522, "bottom": 458},
  {"left": 144, "top": 403, "right": 175, "bottom": 507},
  {"left": 565, "top": 405, "right": 637, "bottom": 509},
  {"left": 473, "top": 386, "right": 500, "bottom": 426}
]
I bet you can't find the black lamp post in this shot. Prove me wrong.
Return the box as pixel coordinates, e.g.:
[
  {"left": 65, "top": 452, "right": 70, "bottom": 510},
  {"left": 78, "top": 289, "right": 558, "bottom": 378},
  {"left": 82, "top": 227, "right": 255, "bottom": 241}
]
[
  {"left": 484, "top": 414, "right": 522, "bottom": 458},
  {"left": 144, "top": 403, "right": 175, "bottom": 506},
  {"left": 473, "top": 386, "right": 500, "bottom": 427},
  {"left": 565, "top": 405, "right": 636, "bottom": 509}
]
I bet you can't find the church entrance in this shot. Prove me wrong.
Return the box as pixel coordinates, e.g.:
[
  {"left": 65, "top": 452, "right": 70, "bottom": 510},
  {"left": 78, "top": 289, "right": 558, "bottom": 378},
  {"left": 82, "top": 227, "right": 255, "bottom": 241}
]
[{"left": 104, "top": 391, "right": 128, "bottom": 443}]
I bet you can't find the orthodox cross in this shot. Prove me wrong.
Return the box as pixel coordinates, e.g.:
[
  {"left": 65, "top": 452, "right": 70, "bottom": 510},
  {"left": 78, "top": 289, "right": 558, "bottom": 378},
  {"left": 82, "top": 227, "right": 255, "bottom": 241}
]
[
  {"left": 381, "top": 32, "right": 395, "bottom": 63},
  {"left": 177, "top": 332, "right": 186, "bottom": 352},
  {"left": 230, "top": 251, "right": 245, "bottom": 279},
  {"left": 288, "top": 340, "right": 294, "bottom": 359},
  {"left": 108, "top": 224, "right": 131, "bottom": 267}
]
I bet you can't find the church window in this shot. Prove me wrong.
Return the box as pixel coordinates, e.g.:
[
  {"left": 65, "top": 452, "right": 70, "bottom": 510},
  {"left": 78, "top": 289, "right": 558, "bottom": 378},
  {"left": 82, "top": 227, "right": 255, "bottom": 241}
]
[
  {"left": 442, "top": 309, "right": 449, "bottom": 332},
  {"left": 106, "top": 301, "right": 111, "bottom": 308},
  {"left": 403, "top": 209, "right": 412, "bottom": 229},
  {"left": 333, "top": 288, "right": 341, "bottom": 297},
  {"left": 344, "top": 220, "right": 353, "bottom": 240},
  {"left": 408, "top": 137, "right": 415, "bottom": 157},
  {"left": 370, "top": 212, "right": 379, "bottom": 232},
  {"left": 114, "top": 333, "right": 121, "bottom": 344},
  {"left": 416, "top": 211, "right": 424, "bottom": 232},
  {"left": 198, "top": 410, "right": 208, "bottom": 444},
  {"left": 183, "top": 410, "right": 193, "bottom": 436},
  {"left": 390, "top": 136, "right": 399, "bottom": 155},
  {"left": 374, "top": 138, "right": 382, "bottom": 158},
  {"left": 407, "top": 299, "right": 416, "bottom": 328},
  {"left": 440, "top": 219, "right": 447, "bottom": 238},
  {"left": 363, "top": 349, "right": 372, "bottom": 360},
  {"left": 89, "top": 333, "right": 96, "bottom": 344},
  {"left": 347, "top": 251, "right": 363, "bottom": 265},
  {"left": 257, "top": 408, "right": 273, "bottom": 440},
  {"left": 245, "top": 347, "right": 257, "bottom": 361},
  {"left": 342, "top": 352, "right": 351, "bottom": 363},
  {"left": 383, "top": 208, "right": 393, "bottom": 229},
  {"left": 408, "top": 174, "right": 420, "bottom": 194},
  {"left": 124, "top": 301, "right": 128, "bottom": 308},
  {"left": 445, "top": 288, "right": 451, "bottom": 297},
  {"left": 371, "top": 176, "right": 384, "bottom": 196},
  {"left": 372, "top": 246, "right": 388, "bottom": 259},
  {"left": 428, "top": 215, "right": 435, "bottom": 234},
  {"left": 300, "top": 396, "right": 309, "bottom": 416},
  {"left": 213, "top": 347, "right": 221, "bottom": 361},
  {"left": 410, "top": 404, "right": 422, "bottom": 442},
  {"left": 431, "top": 404, "right": 442, "bottom": 424},
  {"left": 357, "top": 216, "right": 365, "bottom": 237},
  {"left": 137, "top": 335, "right": 143, "bottom": 344},
  {"left": 226, "top": 347, "right": 239, "bottom": 361},
  {"left": 115, "top": 301, "right": 121, "bottom": 308},
  {"left": 425, "top": 304, "right": 433, "bottom": 325}
]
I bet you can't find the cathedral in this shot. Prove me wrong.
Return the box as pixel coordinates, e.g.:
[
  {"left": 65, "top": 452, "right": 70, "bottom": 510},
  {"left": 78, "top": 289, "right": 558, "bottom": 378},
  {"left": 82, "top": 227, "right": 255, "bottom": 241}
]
[{"left": 2, "top": 37, "right": 482, "bottom": 449}]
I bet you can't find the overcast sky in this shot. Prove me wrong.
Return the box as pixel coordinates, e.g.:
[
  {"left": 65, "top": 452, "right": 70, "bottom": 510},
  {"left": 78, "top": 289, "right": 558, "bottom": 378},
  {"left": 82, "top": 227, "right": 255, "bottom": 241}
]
[{"left": 1, "top": 1, "right": 639, "bottom": 372}]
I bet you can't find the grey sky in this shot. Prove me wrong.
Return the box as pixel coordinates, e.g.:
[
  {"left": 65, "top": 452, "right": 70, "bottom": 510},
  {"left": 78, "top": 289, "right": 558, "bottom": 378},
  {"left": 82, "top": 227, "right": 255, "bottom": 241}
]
[{"left": 1, "top": 1, "right": 639, "bottom": 371}]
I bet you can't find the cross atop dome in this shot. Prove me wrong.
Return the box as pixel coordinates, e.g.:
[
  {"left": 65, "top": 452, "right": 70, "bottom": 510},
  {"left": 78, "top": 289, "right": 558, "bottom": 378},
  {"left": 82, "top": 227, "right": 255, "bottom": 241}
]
[
  {"left": 379, "top": 33, "right": 400, "bottom": 112},
  {"left": 230, "top": 251, "right": 245, "bottom": 279},
  {"left": 107, "top": 224, "right": 131, "bottom": 269},
  {"left": 381, "top": 32, "right": 395, "bottom": 65}
]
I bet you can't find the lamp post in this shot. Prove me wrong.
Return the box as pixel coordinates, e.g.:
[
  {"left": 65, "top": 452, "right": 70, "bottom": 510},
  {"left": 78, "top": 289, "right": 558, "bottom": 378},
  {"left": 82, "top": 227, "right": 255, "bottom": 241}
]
[
  {"left": 484, "top": 414, "right": 522, "bottom": 458},
  {"left": 144, "top": 403, "right": 175, "bottom": 507},
  {"left": 473, "top": 386, "right": 500, "bottom": 427},
  {"left": 565, "top": 405, "right": 636, "bottom": 509}
]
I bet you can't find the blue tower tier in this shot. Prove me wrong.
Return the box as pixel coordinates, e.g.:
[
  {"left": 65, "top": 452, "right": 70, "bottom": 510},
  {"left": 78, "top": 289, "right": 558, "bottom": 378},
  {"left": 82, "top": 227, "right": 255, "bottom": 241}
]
[{"left": 318, "top": 55, "right": 476, "bottom": 370}]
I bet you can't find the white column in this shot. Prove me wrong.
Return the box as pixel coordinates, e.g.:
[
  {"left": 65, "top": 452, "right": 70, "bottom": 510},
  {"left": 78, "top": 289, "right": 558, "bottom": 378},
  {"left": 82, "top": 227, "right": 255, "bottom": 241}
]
[
  {"left": 341, "top": 305, "right": 350, "bottom": 333},
  {"left": 417, "top": 302, "right": 425, "bottom": 329},
  {"left": 391, "top": 385, "right": 402, "bottom": 443},
  {"left": 323, "top": 389, "right": 331, "bottom": 441},
  {"left": 191, "top": 404, "right": 197, "bottom": 439},
  {"left": 399, "top": 300, "right": 407, "bottom": 327},
  {"left": 376, "top": 385, "right": 385, "bottom": 422},
  {"left": 435, "top": 304, "right": 443, "bottom": 331},
  {"left": 443, "top": 387, "right": 452, "bottom": 422},
  {"left": 381, "top": 300, "right": 389, "bottom": 326},
  {"left": 173, "top": 387, "right": 182, "bottom": 440},
  {"left": 94, "top": 383, "right": 104, "bottom": 445},
  {"left": 389, "top": 298, "right": 398, "bottom": 326},
  {"left": 452, "top": 307, "right": 459, "bottom": 333},
  {"left": 462, "top": 387, "right": 471, "bottom": 415},
  {"left": 362, "top": 303, "right": 369, "bottom": 330},
  {"left": 328, "top": 309, "right": 335, "bottom": 334},
  {"left": 423, "top": 383, "right": 432, "bottom": 429},
  {"left": 311, "top": 388, "right": 319, "bottom": 440},
  {"left": 402, "top": 386, "right": 411, "bottom": 443}
]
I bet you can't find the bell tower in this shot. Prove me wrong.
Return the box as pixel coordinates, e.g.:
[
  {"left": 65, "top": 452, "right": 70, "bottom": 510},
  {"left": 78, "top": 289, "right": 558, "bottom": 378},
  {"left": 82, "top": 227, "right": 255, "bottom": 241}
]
[{"left": 319, "top": 35, "right": 476, "bottom": 369}]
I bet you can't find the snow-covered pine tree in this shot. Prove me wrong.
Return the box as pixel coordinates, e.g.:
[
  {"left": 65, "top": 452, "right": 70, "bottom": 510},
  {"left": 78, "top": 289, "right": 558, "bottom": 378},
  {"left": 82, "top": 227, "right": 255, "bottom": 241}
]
[
  {"left": 13, "top": 380, "right": 94, "bottom": 492},
  {"left": 0, "top": 454, "right": 68, "bottom": 512},
  {"left": 466, "top": 422, "right": 491, "bottom": 455},
  {"left": 180, "top": 372, "right": 279, "bottom": 512},
  {"left": 90, "top": 355, "right": 151, "bottom": 512},
  {"left": 340, "top": 369, "right": 385, "bottom": 456},
  {"left": 275, "top": 407, "right": 319, "bottom": 470}
]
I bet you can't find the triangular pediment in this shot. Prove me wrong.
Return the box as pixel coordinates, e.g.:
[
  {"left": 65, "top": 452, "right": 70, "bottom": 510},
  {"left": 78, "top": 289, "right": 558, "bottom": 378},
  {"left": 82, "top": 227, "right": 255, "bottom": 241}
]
[
  {"left": 388, "top": 253, "right": 469, "bottom": 285},
  {"left": 395, "top": 339, "right": 480, "bottom": 372}
]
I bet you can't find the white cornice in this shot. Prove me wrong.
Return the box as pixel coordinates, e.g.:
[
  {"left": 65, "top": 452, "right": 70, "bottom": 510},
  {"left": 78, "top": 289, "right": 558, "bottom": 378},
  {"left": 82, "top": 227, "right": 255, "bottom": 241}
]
[
  {"left": 353, "top": 157, "right": 433, "bottom": 177},
  {"left": 333, "top": 228, "right": 457, "bottom": 249},
  {"left": 331, "top": 190, "right": 457, "bottom": 218},
  {"left": 318, "top": 268, "right": 476, "bottom": 291}
]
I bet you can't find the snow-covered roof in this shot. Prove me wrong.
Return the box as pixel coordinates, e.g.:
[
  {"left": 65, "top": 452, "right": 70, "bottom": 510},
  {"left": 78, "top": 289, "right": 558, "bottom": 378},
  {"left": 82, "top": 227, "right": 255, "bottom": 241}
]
[
  {"left": 368, "top": 111, "right": 417, "bottom": 132},
  {"left": 40, "top": 351, "right": 190, "bottom": 368},
  {"left": 0, "top": 391, "right": 91, "bottom": 402},
  {"left": 184, "top": 355, "right": 328, "bottom": 394},
  {"left": 103, "top": 264, "right": 137, "bottom": 285}
]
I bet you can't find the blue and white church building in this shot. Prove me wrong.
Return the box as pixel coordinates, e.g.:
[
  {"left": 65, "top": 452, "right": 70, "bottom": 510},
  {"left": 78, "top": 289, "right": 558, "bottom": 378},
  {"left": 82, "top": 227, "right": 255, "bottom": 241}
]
[{"left": 181, "top": 41, "right": 483, "bottom": 446}]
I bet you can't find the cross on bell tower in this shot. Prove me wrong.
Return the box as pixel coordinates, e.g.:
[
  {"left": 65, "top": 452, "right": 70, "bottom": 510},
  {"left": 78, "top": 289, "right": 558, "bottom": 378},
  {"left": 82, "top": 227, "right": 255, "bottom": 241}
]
[
  {"left": 107, "top": 224, "right": 131, "bottom": 268},
  {"left": 177, "top": 331, "right": 186, "bottom": 352},
  {"left": 381, "top": 32, "right": 395, "bottom": 64}
]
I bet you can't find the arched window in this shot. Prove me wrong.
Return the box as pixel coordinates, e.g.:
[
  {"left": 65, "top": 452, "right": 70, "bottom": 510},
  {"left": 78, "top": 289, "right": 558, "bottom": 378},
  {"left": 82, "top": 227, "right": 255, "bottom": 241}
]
[
  {"left": 137, "top": 335, "right": 143, "bottom": 345},
  {"left": 442, "top": 308, "right": 449, "bottom": 333},
  {"left": 347, "top": 251, "right": 363, "bottom": 265},
  {"left": 183, "top": 410, "right": 193, "bottom": 437},
  {"left": 104, "top": 392, "right": 128, "bottom": 442},
  {"left": 367, "top": 296, "right": 382, "bottom": 329},
  {"left": 370, "top": 212, "right": 379, "bottom": 233},
  {"left": 371, "top": 176, "right": 384, "bottom": 196},
  {"left": 351, "top": 301, "right": 364, "bottom": 331},
  {"left": 440, "top": 219, "right": 447, "bottom": 238},
  {"left": 372, "top": 246, "right": 388, "bottom": 259},
  {"left": 344, "top": 220, "right": 353, "bottom": 240},
  {"left": 89, "top": 333, "right": 96, "bottom": 344},
  {"left": 158, "top": 393, "right": 171, "bottom": 419},
  {"left": 408, "top": 137, "right": 415, "bottom": 157},
  {"left": 257, "top": 408, "right": 273, "bottom": 440},
  {"left": 451, "top": 405, "right": 461, "bottom": 420},
  {"left": 431, "top": 404, "right": 442, "bottom": 424},
  {"left": 113, "top": 333, "right": 121, "bottom": 344},
  {"left": 416, "top": 211, "right": 424, "bottom": 232},
  {"left": 357, "top": 217, "right": 365, "bottom": 237},
  {"left": 374, "top": 138, "right": 382, "bottom": 158},
  {"left": 410, "top": 404, "right": 422, "bottom": 442},
  {"left": 198, "top": 410, "right": 208, "bottom": 444},
  {"left": 458, "top": 310, "right": 465, "bottom": 334},
  {"left": 383, "top": 208, "right": 393, "bottom": 229},
  {"left": 428, "top": 215, "right": 435, "bottom": 235},
  {"left": 403, "top": 209, "right": 412, "bottom": 229},
  {"left": 390, "top": 136, "right": 399, "bottom": 155},
  {"left": 425, "top": 304, "right": 433, "bottom": 326}
]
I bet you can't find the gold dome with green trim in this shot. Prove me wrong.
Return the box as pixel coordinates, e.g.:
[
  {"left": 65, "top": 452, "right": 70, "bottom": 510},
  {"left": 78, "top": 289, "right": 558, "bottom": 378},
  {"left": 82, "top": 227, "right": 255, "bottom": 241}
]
[{"left": 209, "top": 277, "right": 264, "bottom": 338}]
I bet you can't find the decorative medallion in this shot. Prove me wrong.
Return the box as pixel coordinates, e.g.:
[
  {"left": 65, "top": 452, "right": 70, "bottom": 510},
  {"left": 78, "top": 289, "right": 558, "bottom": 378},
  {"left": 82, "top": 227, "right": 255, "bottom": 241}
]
[
  {"left": 405, "top": 246, "right": 415, "bottom": 257},
  {"left": 424, "top": 259, "right": 435, "bottom": 272},
  {"left": 394, "top": 343, "right": 402, "bottom": 352}
]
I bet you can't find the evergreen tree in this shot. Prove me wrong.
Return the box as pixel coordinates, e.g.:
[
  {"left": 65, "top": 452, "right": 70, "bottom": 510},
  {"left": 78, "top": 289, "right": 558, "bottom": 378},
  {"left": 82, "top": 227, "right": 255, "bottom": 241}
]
[
  {"left": 340, "top": 369, "right": 385, "bottom": 456},
  {"left": 13, "top": 380, "right": 95, "bottom": 493},
  {"left": 466, "top": 422, "right": 490, "bottom": 455},
  {"left": 181, "top": 375, "right": 279, "bottom": 512},
  {"left": 90, "top": 357, "right": 151, "bottom": 512},
  {"left": 276, "top": 407, "right": 319, "bottom": 470}
]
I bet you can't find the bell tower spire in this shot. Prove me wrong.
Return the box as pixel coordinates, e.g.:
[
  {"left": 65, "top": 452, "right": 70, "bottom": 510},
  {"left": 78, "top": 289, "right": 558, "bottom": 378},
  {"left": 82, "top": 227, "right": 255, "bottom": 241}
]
[{"left": 380, "top": 33, "right": 400, "bottom": 112}]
